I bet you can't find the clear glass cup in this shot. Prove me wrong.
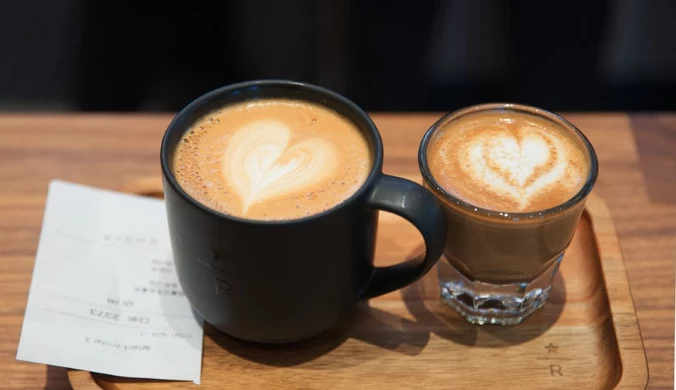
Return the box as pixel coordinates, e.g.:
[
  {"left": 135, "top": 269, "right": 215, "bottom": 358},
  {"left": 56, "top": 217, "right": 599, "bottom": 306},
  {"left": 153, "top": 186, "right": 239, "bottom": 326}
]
[{"left": 418, "top": 103, "right": 599, "bottom": 325}]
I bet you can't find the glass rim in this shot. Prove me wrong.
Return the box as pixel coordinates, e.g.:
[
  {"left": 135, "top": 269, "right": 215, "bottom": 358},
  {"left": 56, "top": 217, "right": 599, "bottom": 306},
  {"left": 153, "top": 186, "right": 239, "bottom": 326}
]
[{"left": 418, "top": 103, "right": 599, "bottom": 221}]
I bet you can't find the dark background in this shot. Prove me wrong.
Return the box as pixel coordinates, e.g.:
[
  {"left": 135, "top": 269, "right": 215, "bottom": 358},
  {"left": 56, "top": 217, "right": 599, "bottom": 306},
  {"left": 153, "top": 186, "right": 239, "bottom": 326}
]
[{"left": 1, "top": 0, "right": 675, "bottom": 113}]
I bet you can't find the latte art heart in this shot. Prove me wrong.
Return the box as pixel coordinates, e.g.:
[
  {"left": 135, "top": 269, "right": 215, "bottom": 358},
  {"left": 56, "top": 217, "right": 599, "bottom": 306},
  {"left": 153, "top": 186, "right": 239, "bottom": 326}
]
[
  {"left": 429, "top": 114, "right": 588, "bottom": 212},
  {"left": 457, "top": 127, "right": 569, "bottom": 209},
  {"left": 173, "top": 98, "right": 372, "bottom": 220},
  {"left": 481, "top": 134, "right": 552, "bottom": 187},
  {"left": 223, "top": 120, "right": 338, "bottom": 212}
]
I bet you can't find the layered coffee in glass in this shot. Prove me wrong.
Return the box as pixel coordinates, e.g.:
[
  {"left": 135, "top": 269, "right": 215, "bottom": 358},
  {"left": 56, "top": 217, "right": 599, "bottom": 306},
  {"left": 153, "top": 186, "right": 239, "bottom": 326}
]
[{"left": 419, "top": 103, "right": 598, "bottom": 325}]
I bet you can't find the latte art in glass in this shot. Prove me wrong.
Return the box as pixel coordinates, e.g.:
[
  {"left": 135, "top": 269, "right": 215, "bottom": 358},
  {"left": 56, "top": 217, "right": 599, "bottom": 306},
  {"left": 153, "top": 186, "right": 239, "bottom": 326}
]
[
  {"left": 428, "top": 111, "right": 589, "bottom": 213},
  {"left": 173, "top": 99, "right": 372, "bottom": 220}
]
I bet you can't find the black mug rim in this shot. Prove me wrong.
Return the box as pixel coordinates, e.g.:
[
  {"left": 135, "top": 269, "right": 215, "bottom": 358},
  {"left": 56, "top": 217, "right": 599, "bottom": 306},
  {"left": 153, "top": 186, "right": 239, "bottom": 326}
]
[
  {"left": 160, "top": 79, "right": 384, "bottom": 225},
  {"left": 418, "top": 102, "right": 599, "bottom": 221}
]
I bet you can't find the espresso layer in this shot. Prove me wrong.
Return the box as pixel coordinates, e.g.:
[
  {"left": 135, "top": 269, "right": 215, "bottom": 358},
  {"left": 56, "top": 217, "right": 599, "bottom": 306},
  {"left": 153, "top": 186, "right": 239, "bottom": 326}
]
[
  {"left": 427, "top": 111, "right": 589, "bottom": 213},
  {"left": 173, "top": 99, "right": 372, "bottom": 220}
]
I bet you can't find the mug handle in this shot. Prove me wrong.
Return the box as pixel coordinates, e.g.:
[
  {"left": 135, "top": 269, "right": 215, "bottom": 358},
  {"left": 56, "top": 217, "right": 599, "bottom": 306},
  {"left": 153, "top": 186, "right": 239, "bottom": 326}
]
[{"left": 360, "top": 174, "right": 447, "bottom": 299}]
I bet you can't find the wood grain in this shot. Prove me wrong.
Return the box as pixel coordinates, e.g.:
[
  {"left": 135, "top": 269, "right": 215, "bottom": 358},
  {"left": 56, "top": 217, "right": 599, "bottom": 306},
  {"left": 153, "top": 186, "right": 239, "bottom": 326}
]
[
  {"left": 0, "top": 113, "right": 673, "bottom": 389},
  {"left": 632, "top": 114, "right": 676, "bottom": 205},
  {"left": 67, "top": 190, "right": 647, "bottom": 390}
]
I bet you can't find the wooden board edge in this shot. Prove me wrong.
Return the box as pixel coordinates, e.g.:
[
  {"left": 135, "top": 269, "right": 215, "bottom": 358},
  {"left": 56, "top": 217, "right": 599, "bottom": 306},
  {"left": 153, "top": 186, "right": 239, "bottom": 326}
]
[{"left": 584, "top": 193, "right": 649, "bottom": 389}]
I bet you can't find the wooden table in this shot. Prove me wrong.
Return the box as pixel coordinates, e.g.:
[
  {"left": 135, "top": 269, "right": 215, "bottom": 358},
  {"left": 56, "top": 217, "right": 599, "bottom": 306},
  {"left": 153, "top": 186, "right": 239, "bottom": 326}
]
[{"left": 1, "top": 113, "right": 673, "bottom": 389}]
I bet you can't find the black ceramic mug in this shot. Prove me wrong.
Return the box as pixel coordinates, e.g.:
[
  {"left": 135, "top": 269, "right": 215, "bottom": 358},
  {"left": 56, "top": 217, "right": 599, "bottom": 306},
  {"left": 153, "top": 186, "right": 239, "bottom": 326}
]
[{"left": 160, "top": 80, "right": 447, "bottom": 343}]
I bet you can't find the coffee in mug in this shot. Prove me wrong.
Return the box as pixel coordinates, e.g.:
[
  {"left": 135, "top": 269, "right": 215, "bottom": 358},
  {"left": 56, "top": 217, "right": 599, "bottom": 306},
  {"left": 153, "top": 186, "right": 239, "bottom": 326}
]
[{"left": 173, "top": 99, "right": 372, "bottom": 220}]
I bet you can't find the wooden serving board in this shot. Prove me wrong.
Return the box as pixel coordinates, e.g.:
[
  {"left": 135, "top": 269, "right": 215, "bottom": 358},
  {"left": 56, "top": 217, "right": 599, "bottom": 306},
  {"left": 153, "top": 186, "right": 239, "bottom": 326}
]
[{"left": 68, "top": 178, "right": 648, "bottom": 389}]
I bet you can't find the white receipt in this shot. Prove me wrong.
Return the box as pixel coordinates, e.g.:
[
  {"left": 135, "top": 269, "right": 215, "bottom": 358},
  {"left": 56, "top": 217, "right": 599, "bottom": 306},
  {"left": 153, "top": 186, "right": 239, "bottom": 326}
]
[{"left": 17, "top": 180, "right": 203, "bottom": 383}]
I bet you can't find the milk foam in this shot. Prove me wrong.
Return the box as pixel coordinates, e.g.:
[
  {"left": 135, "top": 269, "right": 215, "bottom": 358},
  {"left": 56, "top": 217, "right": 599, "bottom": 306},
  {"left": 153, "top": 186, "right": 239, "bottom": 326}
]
[
  {"left": 173, "top": 99, "right": 371, "bottom": 220},
  {"left": 223, "top": 120, "right": 338, "bottom": 212},
  {"left": 429, "top": 113, "right": 589, "bottom": 212}
]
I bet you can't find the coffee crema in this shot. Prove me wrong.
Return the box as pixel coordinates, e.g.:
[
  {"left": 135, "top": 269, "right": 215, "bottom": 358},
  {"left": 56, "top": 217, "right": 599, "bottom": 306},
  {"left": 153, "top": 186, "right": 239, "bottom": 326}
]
[
  {"left": 173, "top": 99, "right": 372, "bottom": 221},
  {"left": 427, "top": 110, "right": 590, "bottom": 213}
]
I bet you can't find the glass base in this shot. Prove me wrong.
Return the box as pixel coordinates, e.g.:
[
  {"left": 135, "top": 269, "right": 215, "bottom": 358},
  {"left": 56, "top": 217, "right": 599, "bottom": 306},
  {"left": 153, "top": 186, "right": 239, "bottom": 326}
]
[{"left": 438, "top": 255, "right": 562, "bottom": 325}]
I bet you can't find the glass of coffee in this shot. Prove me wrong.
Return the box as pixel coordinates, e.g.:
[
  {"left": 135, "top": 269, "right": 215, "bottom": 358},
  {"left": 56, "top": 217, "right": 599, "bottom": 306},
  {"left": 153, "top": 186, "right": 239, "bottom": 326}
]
[
  {"left": 418, "top": 103, "right": 598, "bottom": 325},
  {"left": 161, "top": 80, "right": 447, "bottom": 343}
]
